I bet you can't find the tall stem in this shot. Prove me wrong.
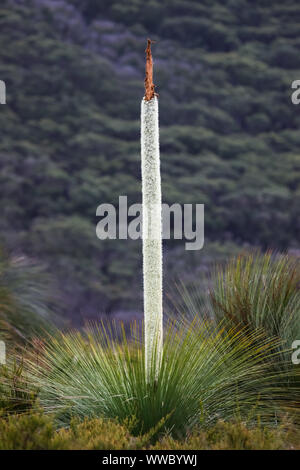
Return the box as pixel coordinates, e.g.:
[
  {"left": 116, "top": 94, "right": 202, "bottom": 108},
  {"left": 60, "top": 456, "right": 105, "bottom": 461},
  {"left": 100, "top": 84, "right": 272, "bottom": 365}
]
[{"left": 141, "top": 40, "right": 163, "bottom": 380}]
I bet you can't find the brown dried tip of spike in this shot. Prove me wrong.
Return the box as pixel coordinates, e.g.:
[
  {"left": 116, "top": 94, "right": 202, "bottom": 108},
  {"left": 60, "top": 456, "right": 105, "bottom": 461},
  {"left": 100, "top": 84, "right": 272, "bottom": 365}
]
[{"left": 144, "top": 39, "right": 156, "bottom": 101}]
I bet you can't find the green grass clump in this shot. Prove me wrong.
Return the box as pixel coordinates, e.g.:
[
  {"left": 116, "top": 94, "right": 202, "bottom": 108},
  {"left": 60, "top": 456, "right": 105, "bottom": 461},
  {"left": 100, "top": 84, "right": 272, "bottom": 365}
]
[
  {"left": 0, "top": 247, "right": 57, "bottom": 346},
  {"left": 211, "top": 252, "right": 300, "bottom": 353},
  {"left": 0, "top": 360, "right": 37, "bottom": 414},
  {"left": 11, "top": 319, "right": 296, "bottom": 437}
]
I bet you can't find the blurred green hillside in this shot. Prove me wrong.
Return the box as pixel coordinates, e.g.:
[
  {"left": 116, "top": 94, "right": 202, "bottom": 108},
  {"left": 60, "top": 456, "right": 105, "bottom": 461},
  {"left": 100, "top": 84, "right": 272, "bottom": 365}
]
[{"left": 0, "top": 0, "right": 299, "bottom": 322}]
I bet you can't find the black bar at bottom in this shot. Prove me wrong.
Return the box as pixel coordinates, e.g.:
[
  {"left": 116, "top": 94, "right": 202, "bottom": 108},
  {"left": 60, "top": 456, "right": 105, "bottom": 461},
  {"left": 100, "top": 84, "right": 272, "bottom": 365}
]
[{"left": 0, "top": 449, "right": 295, "bottom": 466}]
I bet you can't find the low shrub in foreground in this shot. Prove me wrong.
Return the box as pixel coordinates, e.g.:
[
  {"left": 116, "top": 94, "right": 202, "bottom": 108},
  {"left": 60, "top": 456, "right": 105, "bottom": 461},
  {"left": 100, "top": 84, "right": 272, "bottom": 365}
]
[
  {"left": 0, "top": 412, "right": 298, "bottom": 450},
  {"left": 0, "top": 412, "right": 138, "bottom": 450},
  {"left": 152, "top": 419, "right": 299, "bottom": 450}
]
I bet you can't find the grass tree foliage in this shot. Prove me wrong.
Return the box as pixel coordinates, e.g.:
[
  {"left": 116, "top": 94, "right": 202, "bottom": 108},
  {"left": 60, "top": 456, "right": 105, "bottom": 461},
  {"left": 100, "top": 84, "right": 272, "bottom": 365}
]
[{"left": 6, "top": 320, "right": 296, "bottom": 437}]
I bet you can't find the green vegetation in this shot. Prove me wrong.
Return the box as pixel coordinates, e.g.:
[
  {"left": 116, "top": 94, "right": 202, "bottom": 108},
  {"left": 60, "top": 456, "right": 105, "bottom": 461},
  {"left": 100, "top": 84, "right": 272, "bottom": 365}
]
[
  {"left": 211, "top": 252, "right": 300, "bottom": 360},
  {"left": 1, "top": 0, "right": 299, "bottom": 319},
  {"left": 0, "top": 251, "right": 299, "bottom": 448},
  {"left": 0, "top": 412, "right": 298, "bottom": 450},
  {"left": 0, "top": 248, "right": 56, "bottom": 346},
  {"left": 0, "top": 0, "right": 299, "bottom": 450},
  {"left": 12, "top": 322, "right": 295, "bottom": 435}
]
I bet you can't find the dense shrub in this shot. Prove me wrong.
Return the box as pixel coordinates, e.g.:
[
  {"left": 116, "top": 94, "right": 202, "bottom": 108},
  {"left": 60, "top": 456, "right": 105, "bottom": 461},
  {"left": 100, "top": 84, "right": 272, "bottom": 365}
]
[
  {"left": 151, "top": 419, "right": 298, "bottom": 450},
  {"left": 0, "top": 412, "right": 137, "bottom": 450},
  {"left": 0, "top": 412, "right": 297, "bottom": 450}
]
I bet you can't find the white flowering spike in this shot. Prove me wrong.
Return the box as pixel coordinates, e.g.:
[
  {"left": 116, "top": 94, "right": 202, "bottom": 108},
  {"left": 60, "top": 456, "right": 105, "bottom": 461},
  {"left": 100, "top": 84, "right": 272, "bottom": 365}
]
[{"left": 141, "top": 40, "right": 163, "bottom": 380}]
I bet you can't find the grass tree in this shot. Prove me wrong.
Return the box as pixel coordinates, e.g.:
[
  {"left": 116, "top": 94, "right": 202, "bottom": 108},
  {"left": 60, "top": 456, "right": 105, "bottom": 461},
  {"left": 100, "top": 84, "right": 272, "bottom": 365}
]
[
  {"left": 10, "top": 321, "right": 295, "bottom": 436},
  {"left": 141, "top": 40, "right": 163, "bottom": 380},
  {"left": 2, "top": 42, "right": 299, "bottom": 442}
]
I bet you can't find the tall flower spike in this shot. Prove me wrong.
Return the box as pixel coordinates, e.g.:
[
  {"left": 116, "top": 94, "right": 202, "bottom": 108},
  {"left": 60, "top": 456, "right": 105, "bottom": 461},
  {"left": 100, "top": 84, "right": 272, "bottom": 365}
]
[{"left": 141, "top": 39, "right": 163, "bottom": 381}]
